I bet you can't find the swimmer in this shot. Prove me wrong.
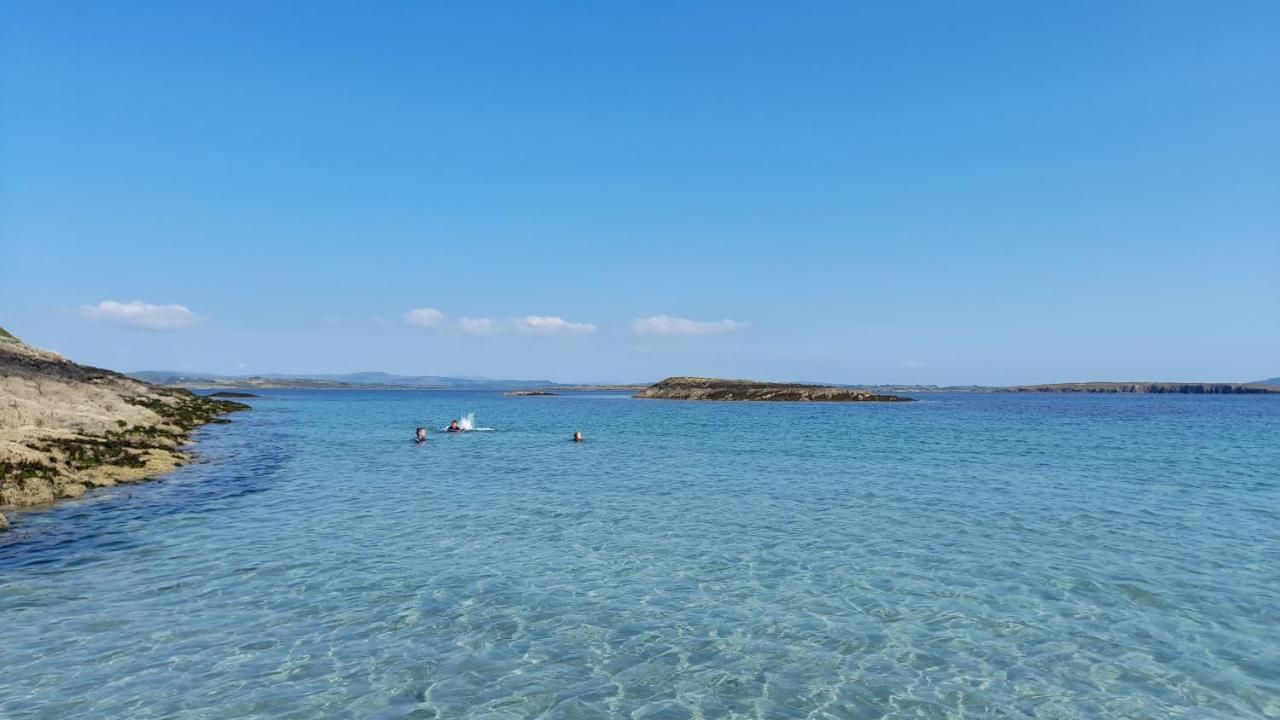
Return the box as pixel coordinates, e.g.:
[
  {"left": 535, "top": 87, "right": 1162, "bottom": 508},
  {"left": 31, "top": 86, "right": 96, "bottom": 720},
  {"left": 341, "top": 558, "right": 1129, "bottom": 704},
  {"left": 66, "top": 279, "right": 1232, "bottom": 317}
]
[
  {"left": 415, "top": 427, "right": 427, "bottom": 443},
  {"left": 447, "top": 420, "right": 462, "bottom": 433},
  {"left": 572, "top": 431, "right": 584, "bottom": 442}
]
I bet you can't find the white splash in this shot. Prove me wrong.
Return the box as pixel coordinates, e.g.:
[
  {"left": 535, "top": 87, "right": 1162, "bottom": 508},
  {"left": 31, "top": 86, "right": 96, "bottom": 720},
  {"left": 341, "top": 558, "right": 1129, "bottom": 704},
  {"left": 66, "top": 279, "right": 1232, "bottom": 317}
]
[{"left": 452, "top": 413, "right": 493, "bottom": 432}]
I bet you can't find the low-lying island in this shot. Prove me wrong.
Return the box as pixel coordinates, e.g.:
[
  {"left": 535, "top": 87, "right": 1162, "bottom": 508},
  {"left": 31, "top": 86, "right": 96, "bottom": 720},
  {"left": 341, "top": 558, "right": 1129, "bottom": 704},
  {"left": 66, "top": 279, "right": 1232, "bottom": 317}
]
[{"left": 634, "top": 376, "right": 915, "bottom": 402}]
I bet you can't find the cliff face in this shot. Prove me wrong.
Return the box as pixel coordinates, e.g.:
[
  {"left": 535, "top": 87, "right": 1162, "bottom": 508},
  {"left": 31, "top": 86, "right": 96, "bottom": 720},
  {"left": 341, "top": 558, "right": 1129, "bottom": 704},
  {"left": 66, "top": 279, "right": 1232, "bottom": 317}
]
[
  {"left": 0, "top": 328, "right": 248, "bottom": 515},
  {"left": 634, "top": 377, "right": 915, "bottom": 402},
  {"left": 1014, "top": 382, "right": 1280, "bottom": 394}
]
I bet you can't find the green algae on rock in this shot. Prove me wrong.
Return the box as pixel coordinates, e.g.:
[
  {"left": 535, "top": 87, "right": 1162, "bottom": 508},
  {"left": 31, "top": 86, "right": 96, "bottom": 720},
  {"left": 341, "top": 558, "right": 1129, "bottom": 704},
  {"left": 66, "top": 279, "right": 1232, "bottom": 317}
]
[{"left": 0, "top": 327, "right": 248, "bottom": 511}]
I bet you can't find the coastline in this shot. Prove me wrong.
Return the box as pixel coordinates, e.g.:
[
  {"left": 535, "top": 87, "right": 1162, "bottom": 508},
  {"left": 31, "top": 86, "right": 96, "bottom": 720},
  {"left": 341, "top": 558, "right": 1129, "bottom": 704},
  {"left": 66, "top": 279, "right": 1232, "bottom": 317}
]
[
  {"left": 0, "top": 329, "right": 249, "bottom": 528},
  {"left": 0, "top": 391, "right": 248, "bottom": 523}
]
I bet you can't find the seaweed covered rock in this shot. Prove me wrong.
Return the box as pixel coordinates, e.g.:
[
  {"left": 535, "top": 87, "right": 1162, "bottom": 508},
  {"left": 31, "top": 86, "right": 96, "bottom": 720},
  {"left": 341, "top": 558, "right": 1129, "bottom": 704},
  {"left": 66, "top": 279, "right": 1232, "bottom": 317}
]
[{"left": 0, "top": 326, "right": 248, "bottom": 512}]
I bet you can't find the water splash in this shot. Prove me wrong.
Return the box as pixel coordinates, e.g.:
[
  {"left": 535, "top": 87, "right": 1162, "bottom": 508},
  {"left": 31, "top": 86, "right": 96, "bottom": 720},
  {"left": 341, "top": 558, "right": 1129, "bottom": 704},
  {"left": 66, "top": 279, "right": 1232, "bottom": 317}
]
[{"left": 453, "top": 413, "right": 493, "bottom": 432}]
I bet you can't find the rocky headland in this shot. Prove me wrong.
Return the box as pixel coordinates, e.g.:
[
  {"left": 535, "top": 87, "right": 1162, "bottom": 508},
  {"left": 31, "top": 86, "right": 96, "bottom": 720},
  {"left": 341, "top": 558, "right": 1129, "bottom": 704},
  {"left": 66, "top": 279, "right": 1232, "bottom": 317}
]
[
  {"left": 634, "top": 377, "right": 915, "bottom": 402},
  {"left": 0, "top": 327, "right": 248, "bottom": 528}
]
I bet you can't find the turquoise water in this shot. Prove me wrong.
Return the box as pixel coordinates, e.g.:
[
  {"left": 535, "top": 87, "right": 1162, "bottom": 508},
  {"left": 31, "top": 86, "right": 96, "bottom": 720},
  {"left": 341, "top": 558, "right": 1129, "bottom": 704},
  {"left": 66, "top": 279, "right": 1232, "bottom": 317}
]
[{"left": 2, "top": 391, "right": 1278, "bottom": 719}]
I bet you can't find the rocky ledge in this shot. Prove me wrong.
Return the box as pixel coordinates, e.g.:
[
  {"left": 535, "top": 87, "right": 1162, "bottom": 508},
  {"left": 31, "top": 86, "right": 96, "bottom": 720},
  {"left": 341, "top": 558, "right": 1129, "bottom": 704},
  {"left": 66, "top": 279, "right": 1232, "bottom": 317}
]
[
  {"left": 634, "top": 377, "right": 915, "bottom": 402},
  {"left": 0, "top": 327, "right": 249, "bottom": 527}
]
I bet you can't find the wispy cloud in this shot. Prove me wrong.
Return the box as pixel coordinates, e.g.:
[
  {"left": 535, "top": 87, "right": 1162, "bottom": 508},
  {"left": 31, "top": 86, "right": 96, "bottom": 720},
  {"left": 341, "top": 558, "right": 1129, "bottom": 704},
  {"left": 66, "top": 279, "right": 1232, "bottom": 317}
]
[
  {"left": 513, "top": 315, "right": 598, "bottom": 336},
  {"left": 630, "top": 315, "right": 749, "bottom": 337},
  {"left": 457, "top": 317, "right": 498, "bottom": 335},
  {"left": 408, "top": 308, "right": 597, "bottom": 337},
  {"left": 404, "top": 307, "right": 446, "bottom": 328},
  {"left": 78, "top": 300, "right": 198, "bottom": 331}
]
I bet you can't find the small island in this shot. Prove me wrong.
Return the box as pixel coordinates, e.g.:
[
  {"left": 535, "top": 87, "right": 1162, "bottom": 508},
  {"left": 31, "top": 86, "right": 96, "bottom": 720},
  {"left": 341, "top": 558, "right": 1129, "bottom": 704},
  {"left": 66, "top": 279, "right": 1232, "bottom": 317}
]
[
  {"left": 634, "top": 377, "right": 915, "bottom": 402},
  {"left": 502, "top": 390, "right": 559, "bottom": 397}
]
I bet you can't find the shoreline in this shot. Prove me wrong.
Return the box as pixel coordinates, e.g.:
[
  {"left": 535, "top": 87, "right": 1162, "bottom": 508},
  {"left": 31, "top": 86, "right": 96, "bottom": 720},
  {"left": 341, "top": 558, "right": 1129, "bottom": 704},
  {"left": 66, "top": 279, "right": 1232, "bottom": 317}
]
[
  {"left": 0, "top": 392, "right": 248, "bottom": 527},
  {"left": 0, "top": 329, "right": 249, "bottom": 530}
]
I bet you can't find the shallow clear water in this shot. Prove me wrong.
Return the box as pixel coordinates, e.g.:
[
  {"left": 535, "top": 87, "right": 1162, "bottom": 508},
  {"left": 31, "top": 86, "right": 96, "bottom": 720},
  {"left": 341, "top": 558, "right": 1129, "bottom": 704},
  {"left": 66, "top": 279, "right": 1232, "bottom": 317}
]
[{"left": 3, "top": 391, "right": 1279, "bottom": 719}]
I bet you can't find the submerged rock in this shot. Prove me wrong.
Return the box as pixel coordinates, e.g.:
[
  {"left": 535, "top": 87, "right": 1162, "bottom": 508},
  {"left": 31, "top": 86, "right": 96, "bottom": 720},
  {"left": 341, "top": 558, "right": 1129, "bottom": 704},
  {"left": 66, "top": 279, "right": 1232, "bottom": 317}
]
[{"left": 634, "top": 376, "right": 915, "bottom": 402}]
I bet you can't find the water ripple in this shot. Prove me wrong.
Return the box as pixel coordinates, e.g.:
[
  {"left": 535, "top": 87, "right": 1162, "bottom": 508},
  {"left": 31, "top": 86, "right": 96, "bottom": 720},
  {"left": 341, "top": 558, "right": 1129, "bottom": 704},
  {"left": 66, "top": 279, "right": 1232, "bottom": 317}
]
[{"left": 1, "top": 392, "right": 1278, "bottom": 718}]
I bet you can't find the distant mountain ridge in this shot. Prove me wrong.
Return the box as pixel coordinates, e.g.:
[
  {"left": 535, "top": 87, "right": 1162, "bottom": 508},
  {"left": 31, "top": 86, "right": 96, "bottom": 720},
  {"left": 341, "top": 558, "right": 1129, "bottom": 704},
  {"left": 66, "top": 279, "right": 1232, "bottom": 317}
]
[{"left": 129, "top": 370, "right": 555, "bottom": 390}]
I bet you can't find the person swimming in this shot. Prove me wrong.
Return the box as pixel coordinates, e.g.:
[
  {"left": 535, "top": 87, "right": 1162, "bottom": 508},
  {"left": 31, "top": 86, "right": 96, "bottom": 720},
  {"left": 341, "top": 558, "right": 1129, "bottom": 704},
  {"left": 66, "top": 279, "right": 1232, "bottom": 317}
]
[
  {"left": 447, "top": 420, "right": 462, "bottom": 433},
  {"left": 415, "top": 427, "right": 427, "bottom": 443},
  {"left": 572, "top": 431, "right": 584, "bottom": 442}
]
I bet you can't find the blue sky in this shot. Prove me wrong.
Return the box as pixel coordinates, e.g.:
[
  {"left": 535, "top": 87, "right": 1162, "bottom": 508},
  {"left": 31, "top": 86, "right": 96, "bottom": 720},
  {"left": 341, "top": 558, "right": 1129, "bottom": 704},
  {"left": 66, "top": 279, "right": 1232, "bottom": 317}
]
[{"left": 2, "top": 1, "right": 1277, "bottom": 384}]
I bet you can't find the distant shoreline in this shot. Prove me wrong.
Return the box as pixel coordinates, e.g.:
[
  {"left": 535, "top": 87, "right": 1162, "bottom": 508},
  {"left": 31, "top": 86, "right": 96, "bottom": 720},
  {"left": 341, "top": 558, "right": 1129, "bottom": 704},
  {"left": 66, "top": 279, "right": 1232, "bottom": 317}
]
[
  {"left": 635, "top": 377, "right": 915, "bottom": 402},
  {"left": 134, "top": 373, "right": 1280, "bottom": 395}
]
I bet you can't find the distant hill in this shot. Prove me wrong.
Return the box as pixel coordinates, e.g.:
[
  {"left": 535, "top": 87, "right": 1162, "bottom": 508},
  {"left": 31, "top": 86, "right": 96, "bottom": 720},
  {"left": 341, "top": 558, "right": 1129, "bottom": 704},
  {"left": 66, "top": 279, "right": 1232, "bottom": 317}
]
[
  {"left": 129, "top": 370, "right": 555, "bottom": 390},
  {"left": 1257, "top": 377, "right": 1280, "bottom": 387}
]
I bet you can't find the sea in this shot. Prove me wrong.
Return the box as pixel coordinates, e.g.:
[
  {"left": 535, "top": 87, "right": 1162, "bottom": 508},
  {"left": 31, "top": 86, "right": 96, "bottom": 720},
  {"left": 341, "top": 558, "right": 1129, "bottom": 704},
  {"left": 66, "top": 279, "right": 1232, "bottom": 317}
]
[{"left": 2, "top": 390, "right": 1277, "bottom": 719}]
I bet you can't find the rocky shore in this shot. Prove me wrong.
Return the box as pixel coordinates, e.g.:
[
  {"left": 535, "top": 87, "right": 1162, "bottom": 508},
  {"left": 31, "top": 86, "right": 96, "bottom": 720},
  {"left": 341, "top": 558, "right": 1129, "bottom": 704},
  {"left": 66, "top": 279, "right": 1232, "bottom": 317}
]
[
  {"left": 635, "top": 377, "right": 915, "bottom": 402},
  {"left": 0, "top": 328, "right": 248, "bottom": 528}
]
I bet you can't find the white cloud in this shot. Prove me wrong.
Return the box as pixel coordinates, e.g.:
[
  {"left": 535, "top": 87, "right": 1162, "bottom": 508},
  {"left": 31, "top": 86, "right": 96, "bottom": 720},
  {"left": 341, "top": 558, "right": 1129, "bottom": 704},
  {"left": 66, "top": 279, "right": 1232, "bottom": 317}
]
[
  {"left": 901, "top": 359, "right": 927, "bottom": 368},
  {"left": 630, "top": 315, "right": 749, "bottom": 337},
  {"left": 404, "top": 307, "right": 446, "bottom": 327},
  {"left": 458, "top": 317, "right": 498, "bottom": 335},
  {"left": 78, "top": 300, "right": 198, "bottom": 331},
  {"left": 406, "top": 309, "right": 599, "bottom": 336},
  {"left": 513, "top": 315, "right": 597, "bottom": 336}
]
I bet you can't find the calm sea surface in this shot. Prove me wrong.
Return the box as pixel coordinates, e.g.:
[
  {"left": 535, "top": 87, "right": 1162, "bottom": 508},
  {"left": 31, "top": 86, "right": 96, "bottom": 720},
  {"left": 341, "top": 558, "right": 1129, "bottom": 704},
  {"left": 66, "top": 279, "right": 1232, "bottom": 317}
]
[{"left": 2, "top": 391, "right": 1278, "bottom": 719}]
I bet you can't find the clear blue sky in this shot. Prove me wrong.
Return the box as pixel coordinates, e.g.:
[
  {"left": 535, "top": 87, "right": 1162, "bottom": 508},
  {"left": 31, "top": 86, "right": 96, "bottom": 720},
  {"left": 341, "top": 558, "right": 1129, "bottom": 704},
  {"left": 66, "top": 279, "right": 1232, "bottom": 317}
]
[{"left": 2, "top": 1, "right": 1277, "bottom": 384}]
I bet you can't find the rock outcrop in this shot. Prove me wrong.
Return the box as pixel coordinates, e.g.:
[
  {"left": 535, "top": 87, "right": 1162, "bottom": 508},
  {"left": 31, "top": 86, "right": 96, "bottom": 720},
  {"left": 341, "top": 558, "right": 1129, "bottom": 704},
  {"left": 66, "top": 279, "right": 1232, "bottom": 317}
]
[
  {"left": 1014, "top": 382, "right": 1280, "bottom": 394},
  {"left": 634, "top": 377, "right": 915, "bottom": 402},
  {"left": 0, "top": 328, "right": 249, "bottom": 515}
]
